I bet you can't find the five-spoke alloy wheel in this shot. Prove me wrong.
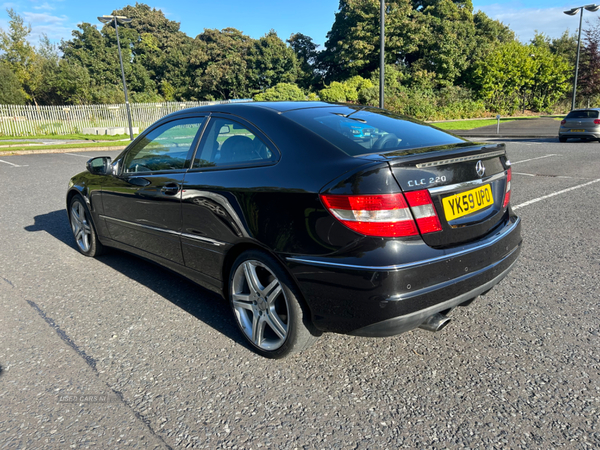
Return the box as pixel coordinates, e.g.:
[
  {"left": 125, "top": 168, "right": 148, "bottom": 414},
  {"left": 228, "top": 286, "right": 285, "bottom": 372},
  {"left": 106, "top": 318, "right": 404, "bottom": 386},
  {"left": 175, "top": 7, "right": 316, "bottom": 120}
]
[
  {"left": 69, "top": 195, "right": 104, "bottom": 257},
  {"left": 229, "top": 250, "right": 318, "bottom": 358}
]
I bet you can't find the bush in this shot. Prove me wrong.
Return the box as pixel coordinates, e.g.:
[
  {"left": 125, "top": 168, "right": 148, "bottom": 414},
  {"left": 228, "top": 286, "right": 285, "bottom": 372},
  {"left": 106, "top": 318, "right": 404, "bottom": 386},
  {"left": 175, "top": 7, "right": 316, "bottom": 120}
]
[
  {"left": 320, "top": 76, "right": 374, "bottom": 103},
  {"left": 253, "top": 83, "right": 305, "bottom": 101},
  {"left": 319, "top": 82, "right": 347, "bottom": 102},
  {"left": 361, "top": 84, "right": 485, "bottom": 121}
]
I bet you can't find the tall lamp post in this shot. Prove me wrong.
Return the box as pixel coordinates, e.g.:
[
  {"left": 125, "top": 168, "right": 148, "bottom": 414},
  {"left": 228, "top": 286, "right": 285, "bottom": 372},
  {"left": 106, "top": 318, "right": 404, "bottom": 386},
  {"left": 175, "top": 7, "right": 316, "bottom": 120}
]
[
  {"left": 564, "top": 4, "right": 600, "bottom": 111},
  {"left": 379, "top": 0, "right": 385, "bottom": 109},
  {"left": 98, "top": 14, "right": 135, "bottom": 141}
]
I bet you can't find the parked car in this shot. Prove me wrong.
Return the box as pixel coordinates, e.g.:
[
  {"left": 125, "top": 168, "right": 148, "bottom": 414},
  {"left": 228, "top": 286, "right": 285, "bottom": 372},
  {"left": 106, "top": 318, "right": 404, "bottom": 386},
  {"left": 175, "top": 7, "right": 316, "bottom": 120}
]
[
  {"left": 67, "top": 102, "right": 522, "bottom": 358},
  {"left": 558, "top": 108, "right": 600, "bottom": 142}
]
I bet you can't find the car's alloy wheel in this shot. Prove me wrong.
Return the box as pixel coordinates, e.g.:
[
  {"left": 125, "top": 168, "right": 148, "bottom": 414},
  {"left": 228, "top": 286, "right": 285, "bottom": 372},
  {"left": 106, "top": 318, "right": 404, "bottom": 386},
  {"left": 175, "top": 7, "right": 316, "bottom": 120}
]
[
  {"left": 69, "top": 195, "right": 104, "bottom": 257},
  {"left": 229, "top": 250, "right": 318, "bottom": 358}
]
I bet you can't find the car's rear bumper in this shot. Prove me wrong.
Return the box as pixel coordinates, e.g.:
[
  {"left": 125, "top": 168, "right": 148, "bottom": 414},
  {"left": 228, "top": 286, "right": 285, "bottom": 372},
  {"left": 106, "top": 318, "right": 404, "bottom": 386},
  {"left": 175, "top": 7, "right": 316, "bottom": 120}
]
[
  {"left": 285, "top": 216, "right": 522, "bottom": 336},
  {"left": 559, "top": 129, "right": 600, "bottom": 139}
]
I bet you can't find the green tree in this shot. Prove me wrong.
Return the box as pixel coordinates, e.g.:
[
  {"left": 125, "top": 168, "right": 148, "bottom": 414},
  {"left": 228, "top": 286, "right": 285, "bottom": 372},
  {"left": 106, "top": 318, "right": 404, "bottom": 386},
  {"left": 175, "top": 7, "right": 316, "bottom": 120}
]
[
  {"left": 0, "top": 9, "right": 39, "bottom": 103},
  {"left": 247, "top": 30, "right": 299, "bottom": 93},
  {"left": 320, "top": 0, "right": 513, "bottom": 89},
  {"left": 189, "top": 28, "right": 254, "bottom": 100},
  {"left": 287, "top": 33, "right": 321, "bottom": 89},
  {"left": 0, "top": 61, "right": 26, "bottom": 104},
  {"left": 113, "top": 3, "right": 193, "bottom": 100},
  {"left": 61, "top": 22, "right": 122, "bottom": 90}
]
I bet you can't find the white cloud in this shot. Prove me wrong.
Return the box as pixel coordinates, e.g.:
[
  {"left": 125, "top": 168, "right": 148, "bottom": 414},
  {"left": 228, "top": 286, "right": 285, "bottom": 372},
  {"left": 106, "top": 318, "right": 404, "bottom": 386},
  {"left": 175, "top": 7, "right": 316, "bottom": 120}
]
[
  {"left": 33, "top": 2, "right": 55, "bottom": 11},
  {"left": 22, "top": 11, "right": 67, "bottom": 24},
  {"left": 476, "top": 5, "right": 599, "bottom": 42}
]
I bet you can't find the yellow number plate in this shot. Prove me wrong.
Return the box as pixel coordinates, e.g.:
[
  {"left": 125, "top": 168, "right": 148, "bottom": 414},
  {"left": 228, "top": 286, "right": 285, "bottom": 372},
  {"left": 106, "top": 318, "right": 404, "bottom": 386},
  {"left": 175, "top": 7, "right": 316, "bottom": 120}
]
[
  {"left": 570, "top": 129, "right": 584, "bottom": 132},
  {"left": 442, "top": 184, "right": 494, "bottom": 221}
]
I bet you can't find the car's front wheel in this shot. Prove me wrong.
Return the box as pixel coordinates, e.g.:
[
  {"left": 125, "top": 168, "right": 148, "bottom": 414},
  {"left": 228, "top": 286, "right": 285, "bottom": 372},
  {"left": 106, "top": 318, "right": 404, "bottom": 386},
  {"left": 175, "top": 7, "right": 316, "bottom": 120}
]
[
  {"left": 229, "top": 250, "right": 319, "bottom": 358},
  {"left": 68, "top": 194, "right": 105, "bottom": 257}
]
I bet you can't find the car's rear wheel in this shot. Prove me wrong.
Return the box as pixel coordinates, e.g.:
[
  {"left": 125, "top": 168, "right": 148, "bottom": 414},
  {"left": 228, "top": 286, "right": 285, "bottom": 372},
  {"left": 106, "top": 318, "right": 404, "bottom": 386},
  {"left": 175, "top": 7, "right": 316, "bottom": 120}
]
[
  {"left": 229, "top": 250, "right": 319, "bottom": 358},
  {"left": 69, "top": 194, "right": 104, "bottom": 257},
  {"left": 559, "top": 136, "right": 567, "bottom": 143}
]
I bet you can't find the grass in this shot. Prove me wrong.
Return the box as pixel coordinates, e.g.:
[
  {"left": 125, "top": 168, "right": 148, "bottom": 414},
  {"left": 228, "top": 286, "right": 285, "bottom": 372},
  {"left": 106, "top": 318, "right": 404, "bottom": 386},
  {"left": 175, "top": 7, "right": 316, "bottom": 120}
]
[
  {"left": 0, "top": 141, "right": 128, "bottom": 153},
  {"left": 0, "top": 133, "right": 136, "bottom": 141},
  {"left": 432, "top": 118, "right": 518, "bottom": 130}
]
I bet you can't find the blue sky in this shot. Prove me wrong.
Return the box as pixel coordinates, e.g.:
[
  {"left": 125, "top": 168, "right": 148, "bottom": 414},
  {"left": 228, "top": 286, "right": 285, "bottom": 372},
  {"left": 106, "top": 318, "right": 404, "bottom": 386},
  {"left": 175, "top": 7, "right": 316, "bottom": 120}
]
[{"left": 0, "top": 0, "right": 596, "bottom": 49}]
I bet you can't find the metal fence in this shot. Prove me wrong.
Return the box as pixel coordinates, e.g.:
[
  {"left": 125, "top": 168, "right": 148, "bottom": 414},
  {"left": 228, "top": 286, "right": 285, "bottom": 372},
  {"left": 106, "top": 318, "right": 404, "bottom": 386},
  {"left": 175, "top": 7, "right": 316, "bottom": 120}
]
[{"left": 0, "top": 100, "right": 251, "bottom": 136}]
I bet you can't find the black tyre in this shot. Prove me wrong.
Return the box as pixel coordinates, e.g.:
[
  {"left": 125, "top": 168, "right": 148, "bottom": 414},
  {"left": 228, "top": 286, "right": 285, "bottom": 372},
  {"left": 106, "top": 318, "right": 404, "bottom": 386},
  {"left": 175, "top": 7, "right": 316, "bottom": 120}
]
[
  {"left": 68, "top": 194, "right": 105, "bottom": 257},
  {"left": 229, "top": 250, "right": 319, "bottom": 358},
  {"left": 558, "top": 136, "right": 567, "bottom": 143}
]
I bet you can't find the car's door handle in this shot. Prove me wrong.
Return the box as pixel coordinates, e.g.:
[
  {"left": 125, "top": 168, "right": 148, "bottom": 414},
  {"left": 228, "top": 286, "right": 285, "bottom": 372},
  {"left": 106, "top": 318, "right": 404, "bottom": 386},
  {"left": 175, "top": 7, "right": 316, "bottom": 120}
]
[{"left": 161, "top": 183, "right": 180, "bottom": 195}]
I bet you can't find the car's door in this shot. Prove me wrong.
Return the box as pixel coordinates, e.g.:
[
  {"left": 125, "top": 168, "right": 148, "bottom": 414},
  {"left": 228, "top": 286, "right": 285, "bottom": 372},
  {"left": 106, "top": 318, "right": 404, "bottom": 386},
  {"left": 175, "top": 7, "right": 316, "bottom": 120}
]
[
  {"left": 102, "top": 116, "right": 207, "bottom": 264},
  {"left": 180, "top": 115, "right": 279, "bottom": 279}
]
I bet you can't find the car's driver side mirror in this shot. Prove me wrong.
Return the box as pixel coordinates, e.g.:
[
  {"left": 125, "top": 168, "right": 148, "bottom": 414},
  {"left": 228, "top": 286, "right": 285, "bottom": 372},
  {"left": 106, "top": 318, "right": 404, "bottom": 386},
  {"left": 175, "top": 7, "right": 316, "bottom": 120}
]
[{"left": 86, "top": 156, "right": 112, "bottom": 175}]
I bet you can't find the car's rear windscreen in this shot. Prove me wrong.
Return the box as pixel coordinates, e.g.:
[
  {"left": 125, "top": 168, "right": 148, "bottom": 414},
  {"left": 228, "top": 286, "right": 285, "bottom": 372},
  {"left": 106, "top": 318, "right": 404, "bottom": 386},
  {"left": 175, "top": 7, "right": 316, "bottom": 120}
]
[
  {"left": 284, "top": 106, "right": 466, "bottom": 156},
  {"left": 566, "top": 110, "right": 599, "bottom": 119}
]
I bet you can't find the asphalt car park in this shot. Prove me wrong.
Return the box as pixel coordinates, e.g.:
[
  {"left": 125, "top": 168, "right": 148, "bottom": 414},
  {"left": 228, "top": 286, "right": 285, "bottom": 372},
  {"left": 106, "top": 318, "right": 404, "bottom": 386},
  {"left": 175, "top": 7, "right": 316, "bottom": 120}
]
[{"left": 1, "top": 139, "right": 599, "bottom": 448}]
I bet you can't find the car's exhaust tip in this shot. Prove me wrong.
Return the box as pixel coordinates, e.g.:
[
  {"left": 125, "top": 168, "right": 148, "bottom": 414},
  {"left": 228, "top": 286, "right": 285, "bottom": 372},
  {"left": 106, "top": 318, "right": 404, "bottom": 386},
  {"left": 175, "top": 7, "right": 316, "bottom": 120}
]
[{"left": 418, "top": 312, "right": 451, "bottom": 332}]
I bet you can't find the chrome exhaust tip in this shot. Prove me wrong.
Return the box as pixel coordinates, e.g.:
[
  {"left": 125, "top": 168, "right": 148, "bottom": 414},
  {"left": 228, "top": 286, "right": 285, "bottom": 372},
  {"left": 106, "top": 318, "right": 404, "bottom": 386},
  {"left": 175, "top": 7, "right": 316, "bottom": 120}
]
[{"left": 418, "top": 312, "right": 451, "bottom": 332}]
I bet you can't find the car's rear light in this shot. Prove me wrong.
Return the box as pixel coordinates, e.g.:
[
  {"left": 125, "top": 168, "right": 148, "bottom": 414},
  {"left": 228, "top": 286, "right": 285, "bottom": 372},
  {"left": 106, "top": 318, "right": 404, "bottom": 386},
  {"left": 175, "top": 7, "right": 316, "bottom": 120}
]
[
  {"left": 320, "top": 193, "right": 418, "bottom": 237},
  {"left": 404, "top": 190, "right": 442, "bottom": 233},
  {"left": 320, "top": 191, "right": 442, "bottom": 237},
  {"left": 594, "top": 119, "right": 600, "bottom": 125},
  {"left": 502, "top": 167, "right": 512, "bottom": 208},
  {"left": 561, "top": 119, "right": 566, "bottom": 125}
]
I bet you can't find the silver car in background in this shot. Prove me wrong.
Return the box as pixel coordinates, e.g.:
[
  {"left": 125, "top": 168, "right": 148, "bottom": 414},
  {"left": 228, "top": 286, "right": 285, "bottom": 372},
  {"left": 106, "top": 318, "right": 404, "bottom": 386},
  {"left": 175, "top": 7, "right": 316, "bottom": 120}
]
[{"left": 559, "top": 108, "right": 600, "bottom": 142}]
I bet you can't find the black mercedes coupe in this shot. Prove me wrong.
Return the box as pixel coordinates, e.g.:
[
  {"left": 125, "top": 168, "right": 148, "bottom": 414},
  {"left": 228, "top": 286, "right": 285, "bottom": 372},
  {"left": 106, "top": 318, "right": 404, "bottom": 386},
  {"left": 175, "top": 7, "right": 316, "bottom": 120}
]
[{"left": 67, "top": 102, "right": 522, "bottom": 358}]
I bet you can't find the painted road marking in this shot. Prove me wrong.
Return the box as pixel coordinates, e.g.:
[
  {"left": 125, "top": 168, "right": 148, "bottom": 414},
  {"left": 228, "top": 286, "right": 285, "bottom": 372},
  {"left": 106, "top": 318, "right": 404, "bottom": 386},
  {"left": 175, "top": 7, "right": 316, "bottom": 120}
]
[
  {"left": 513, "top": 178, "right": 600, "bottom": 210},
  {"left": 513, "top": 172, "right": 573, "bottom": 179},
  {"left": 0, "top": 159, "right": 28, "bottom": 167},
  {"left": 511, "top": 154, "right": 558, "bottom": 165},
  {"left": 64, "top": 153, "right": 92, "bottom": 158}
]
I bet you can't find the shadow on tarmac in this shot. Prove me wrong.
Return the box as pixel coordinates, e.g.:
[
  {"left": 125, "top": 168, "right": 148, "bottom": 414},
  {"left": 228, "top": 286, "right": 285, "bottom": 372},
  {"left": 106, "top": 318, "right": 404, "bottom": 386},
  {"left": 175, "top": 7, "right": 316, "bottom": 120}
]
[
  {"left": 24, "top": 209, "right": 253, "bottom": 352},
  {"left": 24, "top": 210, "right": 73, "bottom": 247}
]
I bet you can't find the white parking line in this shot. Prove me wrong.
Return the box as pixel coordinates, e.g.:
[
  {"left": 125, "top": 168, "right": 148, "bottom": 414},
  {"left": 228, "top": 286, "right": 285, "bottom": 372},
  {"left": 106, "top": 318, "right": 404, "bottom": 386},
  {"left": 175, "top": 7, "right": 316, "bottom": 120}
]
[
  {"left": 0, "top": 159, "right": 28, "bottom": 167},
  {"left": 64, "top": 153, "right": 91, "bottom": 158},
  {"left": 513, "top": 172, "right": 573, "bottom": 179},
  {"left": 511, "top": 154, "right": 558, "bottom": 165},
  {"left": 513, "top": 178, "right": 600, "bottom": 210}
]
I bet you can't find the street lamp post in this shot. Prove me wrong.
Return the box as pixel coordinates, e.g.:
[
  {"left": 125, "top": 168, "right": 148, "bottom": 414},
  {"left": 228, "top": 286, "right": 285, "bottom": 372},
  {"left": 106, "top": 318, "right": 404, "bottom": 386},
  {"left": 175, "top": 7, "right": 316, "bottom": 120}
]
[
  {"left": 98, "top": 14, "right": 135, "bottom": 141},
  {"left": 379, "top": 0, "right": 385, "bottom": 109},
  {"left": 564, "top": 4, "right": 600, "bottom": 111}
]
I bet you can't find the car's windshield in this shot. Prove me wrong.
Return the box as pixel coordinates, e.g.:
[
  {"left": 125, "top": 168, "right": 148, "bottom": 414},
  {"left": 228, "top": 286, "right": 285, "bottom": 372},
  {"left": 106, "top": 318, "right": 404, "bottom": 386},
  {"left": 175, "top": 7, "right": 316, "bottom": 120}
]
[
  {"left": 284, "top": 106, "right": 466, "bottom": 156},
  {"left": 566, "top": 110, "right": 599, "bottom": 119}
]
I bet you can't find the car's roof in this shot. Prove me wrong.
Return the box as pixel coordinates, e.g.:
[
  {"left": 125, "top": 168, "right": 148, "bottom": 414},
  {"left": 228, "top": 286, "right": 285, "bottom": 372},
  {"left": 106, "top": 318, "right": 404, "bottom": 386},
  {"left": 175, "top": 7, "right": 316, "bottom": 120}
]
[
  {"left": 180, "top": 101, "right": 352, "bottom": 115},
  {"left": 570, "top": 108, "right": 600, "bottom": 111}
]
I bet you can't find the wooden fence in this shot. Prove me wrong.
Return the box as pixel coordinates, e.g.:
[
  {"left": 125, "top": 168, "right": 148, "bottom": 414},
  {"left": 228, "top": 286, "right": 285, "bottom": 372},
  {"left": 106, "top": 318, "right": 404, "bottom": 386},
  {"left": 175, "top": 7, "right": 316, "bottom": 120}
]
[{"left": 0, "top": 100, "right": 251, "bottom": 136}]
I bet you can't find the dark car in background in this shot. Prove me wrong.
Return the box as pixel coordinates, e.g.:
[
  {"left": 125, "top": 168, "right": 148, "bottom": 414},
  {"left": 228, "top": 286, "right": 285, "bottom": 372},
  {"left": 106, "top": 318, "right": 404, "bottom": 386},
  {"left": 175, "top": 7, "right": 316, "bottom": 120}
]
[
  {"left": 558, "top": 108, "right": 600, "bottom": 142},
  {"left": 67, "top": 102, "right": 522, "bottom": 358}
]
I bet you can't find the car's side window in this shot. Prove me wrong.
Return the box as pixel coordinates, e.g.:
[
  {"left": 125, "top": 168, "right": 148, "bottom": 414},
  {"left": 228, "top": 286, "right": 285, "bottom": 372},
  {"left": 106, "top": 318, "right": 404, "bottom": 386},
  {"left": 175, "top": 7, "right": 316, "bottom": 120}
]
[
  {"left": 193, "top": 118, "right": 276, "bottom": 169},
  {"left": 123, "top": 117, "right": 205, "bottom": 173}
]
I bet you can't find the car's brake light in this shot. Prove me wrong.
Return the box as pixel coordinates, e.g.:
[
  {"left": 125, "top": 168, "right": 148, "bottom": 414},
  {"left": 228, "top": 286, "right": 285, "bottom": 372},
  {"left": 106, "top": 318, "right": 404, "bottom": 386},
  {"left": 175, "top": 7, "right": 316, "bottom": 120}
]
[
  {"left": 321, "top": 191, "right": 442, "bottom": 237},
  {"left": 321, "top": 193, "right": 418, "bottom": 237},
  {"left": 594, "top": 119, "right": 600, "bottom": 125},
  {"left": 404, "top": 190, "right": 442, "bottom": 233},
  {"left": 502, "top": 167, "right": 512, "bottom": 208},
  {"left": 561, "top": 119, "right": 566, "bottom": 125}
]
